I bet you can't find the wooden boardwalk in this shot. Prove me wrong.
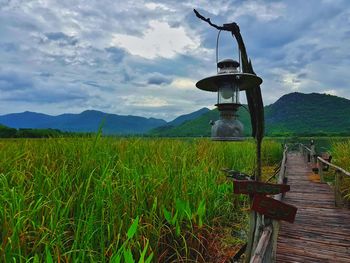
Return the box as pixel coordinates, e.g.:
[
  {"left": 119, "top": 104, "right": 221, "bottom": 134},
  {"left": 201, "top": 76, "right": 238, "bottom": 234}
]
[{"left": 276, "top": 152, "right": 350, "bottom": 263}]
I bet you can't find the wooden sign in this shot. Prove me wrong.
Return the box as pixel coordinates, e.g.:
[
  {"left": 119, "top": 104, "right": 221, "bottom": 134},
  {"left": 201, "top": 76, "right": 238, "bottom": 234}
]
[
  {"left": 233, "top": 180, "right": 290, "bottom": 195},
  {"left": 251, "top": 195, "right": 297, "bottom": 223}
]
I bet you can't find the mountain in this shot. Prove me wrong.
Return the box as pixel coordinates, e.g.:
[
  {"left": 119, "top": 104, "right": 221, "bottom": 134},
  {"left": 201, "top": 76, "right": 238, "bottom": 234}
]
[
  {"left": 265, "top": 92, "right": 350, "bottom": 135},
  {"left": 167, "top": 108, "right": 210, "bottom": 126},
  {"left": 0, "top": 108, "right": 210, "bottom": 135},
  {"left": 0, "top": 111, "right": 56, "bottom": 129},
  {"left": 150, "top": 92, "right": 350, "bottom": 137},
  {"left": 0, "top": 110, "right": 167, "bottom": 135},
  {"left": 2, "top": 92, "right": 350, "bottom": 136}
]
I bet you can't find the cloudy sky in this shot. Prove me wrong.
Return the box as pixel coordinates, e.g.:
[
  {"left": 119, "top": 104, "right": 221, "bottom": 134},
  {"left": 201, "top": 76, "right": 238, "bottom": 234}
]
[{"left": 1, "top": 0, "right": 349, "bottom": 120}]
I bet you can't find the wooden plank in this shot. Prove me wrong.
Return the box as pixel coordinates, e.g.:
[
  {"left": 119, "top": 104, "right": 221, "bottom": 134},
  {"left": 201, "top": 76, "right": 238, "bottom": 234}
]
[
  {"left": 252, "top": 195, "right": 297, "bottom": 223},
  {"left": 317, "top": 158, "right": 324, "bottom": 182},
  {"left": 335, "top": 171, "right": 343, "bottom": 207},
  {"left": 233, "top": 180, "right": 290, "bottom": 195},
  {"left": 276, "top": 151, "right": 350, "bottom": 262}
]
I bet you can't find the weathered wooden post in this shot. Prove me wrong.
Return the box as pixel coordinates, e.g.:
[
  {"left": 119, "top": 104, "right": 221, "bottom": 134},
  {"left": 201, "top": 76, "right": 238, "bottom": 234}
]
[
  {"left": 193, "top": 9, "right": 267, "bottom": 262},
  {"left": 305, "top": 147, "right": 308, "bottom": 162},
  {"left": 334, "top": 170, "right": 342, "bottom": 207},
  {"left": 317, "top": 157, "right": 324, "bottom": 183},
  {"left": 310, "top": 140, "right": 316, "bottom": 164}
]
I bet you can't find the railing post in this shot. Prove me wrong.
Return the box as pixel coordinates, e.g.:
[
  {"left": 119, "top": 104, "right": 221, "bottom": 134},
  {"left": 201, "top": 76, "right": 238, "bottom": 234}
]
[
  {"left": 250, "top": 225, "right": 273, "bottom": 263},
  {"left": 245, "top": 145, "right": 288, "bottom": 263},
  {"left": 314, "top": 156, "right": 350, "bottom": 207},
  {"left": 300, "top": 145, "right": 304, "bottom": 160},
  {"left": 317, "top": 157, "right": 324, "bottom": 183},
  {"left": 334, "top": 170, "right": 342, "bottom": 207},
  {"left": 303, "top": 146, "right": 308, "bottom": 163},
  {"left": 310, "top": 144, "right": 316, "bottom": 165}
]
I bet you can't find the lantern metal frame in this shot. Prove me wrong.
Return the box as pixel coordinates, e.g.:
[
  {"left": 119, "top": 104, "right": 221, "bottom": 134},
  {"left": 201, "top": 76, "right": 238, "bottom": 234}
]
[
  {"left": 194, "top": 21, "right": 263, "bottom": 141},
  {"left": 195, "top": 55, "right": 262, "bottom": 141}
]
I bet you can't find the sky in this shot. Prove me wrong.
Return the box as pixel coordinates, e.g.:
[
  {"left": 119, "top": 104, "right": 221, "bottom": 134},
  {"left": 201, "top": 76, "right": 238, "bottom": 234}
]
[{"left": 1, "top": 0, "right": 350, "bottom": 121}]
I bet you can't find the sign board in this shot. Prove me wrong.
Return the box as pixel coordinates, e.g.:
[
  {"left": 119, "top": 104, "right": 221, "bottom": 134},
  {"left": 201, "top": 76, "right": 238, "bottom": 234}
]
[
  {"left": 251, "top": 195, "right": 297, "bottom": 223},
  {"left": 233, "top": 180, "right": 290, "bottom": 195}
]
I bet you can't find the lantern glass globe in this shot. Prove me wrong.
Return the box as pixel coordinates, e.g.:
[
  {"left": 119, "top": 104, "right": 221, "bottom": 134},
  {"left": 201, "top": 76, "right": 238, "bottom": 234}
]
[{"left": 220, "top": 85, "right": 233, "bottom": 100}]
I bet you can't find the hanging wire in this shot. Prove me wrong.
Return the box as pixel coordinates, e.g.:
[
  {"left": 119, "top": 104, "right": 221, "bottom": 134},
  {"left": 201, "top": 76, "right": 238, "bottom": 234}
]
[
  {"left": 216, "top": 30, "right": 222, "bottom": 73},
  {"left": 217, "top": 29, "right": 242, "bottom": 73}
]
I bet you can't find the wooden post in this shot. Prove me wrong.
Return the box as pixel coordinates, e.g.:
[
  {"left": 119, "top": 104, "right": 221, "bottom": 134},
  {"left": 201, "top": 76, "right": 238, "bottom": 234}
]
[
  {"left": 245, "top": 139, "right": 263, "bottom": 262},
  {"left": 317, "top": 158, "right": 324, "bottom": 183},
  {"left": 247, "top": 145, "right": 288, "bottom": 263},
  {"left": 310, "top": 144, "right": 316, "bottom": 165},
  {"left": 250, "top": 225, "right": 273, "bottom": 263},
  {"left": 303, "top": 146, "right": 308, "bottom": 163},
  {"left": 270, "top": 220, "right": 280, "bottom": 262},
  {"left": 334, "top": 170, "right": 342, "bottom": 207},
  {"left": 301, "top": 146, "right": 304, "bottom": 160},
  {"left": 245, "top": 210, "right": 257, "bottom": 262},
  {"left": 251, "top": 213, "right": 263, "bottom": 256}
]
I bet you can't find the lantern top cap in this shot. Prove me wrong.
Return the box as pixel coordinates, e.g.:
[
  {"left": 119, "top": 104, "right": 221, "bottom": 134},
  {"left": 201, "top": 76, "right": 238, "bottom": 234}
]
[{"left": 217, "top": 59, "right": 240, "bottom": 69}]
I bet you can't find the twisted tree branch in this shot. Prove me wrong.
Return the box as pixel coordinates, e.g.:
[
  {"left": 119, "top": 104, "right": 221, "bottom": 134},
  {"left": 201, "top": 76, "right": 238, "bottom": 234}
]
[{"left": 193, "top": 9, "right": 240, "bottom": 34}]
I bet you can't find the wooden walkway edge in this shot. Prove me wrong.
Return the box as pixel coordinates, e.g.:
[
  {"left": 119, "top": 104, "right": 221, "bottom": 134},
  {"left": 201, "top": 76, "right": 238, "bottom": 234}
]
[{"left": 276, "top": 152, "right": 350, "bottom": 263}]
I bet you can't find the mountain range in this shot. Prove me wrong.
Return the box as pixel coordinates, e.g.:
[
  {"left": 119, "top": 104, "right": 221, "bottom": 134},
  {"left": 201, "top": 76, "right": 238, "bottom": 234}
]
[
  {"left": 151, "top": 92, "right": 350, "bottom": 137},
  {"left": 1, "top": 92, "right": 350, "bottom": 136},
  {"left": 0, "top": 107, "right": 209, "bottom": 135}
]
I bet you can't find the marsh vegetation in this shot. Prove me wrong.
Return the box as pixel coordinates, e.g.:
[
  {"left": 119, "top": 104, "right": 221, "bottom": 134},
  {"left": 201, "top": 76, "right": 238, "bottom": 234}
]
[{"left": 0, "top": 137, "right": 282, "bottom": 262}]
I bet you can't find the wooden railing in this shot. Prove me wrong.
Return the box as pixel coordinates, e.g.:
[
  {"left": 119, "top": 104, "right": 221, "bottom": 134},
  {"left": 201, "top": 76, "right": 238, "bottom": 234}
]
[
  {"left": 299, "top": 143, "right": 350, "bottom": 207},
  {"left": 248, "top": 142, "right": 350, "bottom": 262},
  {"left": 317, "top": 156, "right": 350, "bottom": 207},
  {"left": 249, "top": 145, "right": 288, "bottom": 263}
]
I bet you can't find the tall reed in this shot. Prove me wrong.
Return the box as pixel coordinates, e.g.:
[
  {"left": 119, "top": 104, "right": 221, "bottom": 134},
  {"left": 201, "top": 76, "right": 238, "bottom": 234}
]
[
  {"left": 331, "top": 139, "right": 350, "bottom": 201},
  {"left": 0, "top": 137, "right": 282, "bottom": 262}
]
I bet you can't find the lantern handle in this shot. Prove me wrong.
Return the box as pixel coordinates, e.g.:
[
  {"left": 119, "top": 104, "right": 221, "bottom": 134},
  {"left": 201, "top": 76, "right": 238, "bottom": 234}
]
[
  {"left": 195, "top": 9, "right": 241, "bottom": 73},
  {"left": 216, "top": 30, "right": 221, "bottom": 73}
]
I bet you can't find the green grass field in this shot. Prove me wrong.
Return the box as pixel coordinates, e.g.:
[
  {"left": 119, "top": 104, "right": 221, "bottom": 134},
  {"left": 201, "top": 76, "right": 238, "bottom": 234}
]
[{"left": 0, "top": 137, "right": 282, "bottom": 262}]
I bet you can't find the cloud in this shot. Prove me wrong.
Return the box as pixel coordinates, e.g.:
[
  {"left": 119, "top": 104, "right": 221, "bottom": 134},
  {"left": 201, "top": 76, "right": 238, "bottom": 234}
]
[
  {"left": 111, "top": 20, "right": 199, "bottom": 59},
  {"left": 233, "top": 1, "right": 286, "bottom": 22},
  {"left": 147, "top": 74, "right": 172, "bottom": 85},
  {"left": 44, "top": 32, "right": 78, "bottom": 46},
  {"left": 322, "top": 90, "right": 337, "bottom": 96},
  {"left": 39, "top": 72, "right": 53, "bottom": 78},
  {"left": 0, "top": 0, "right": 349, "bottom": 120},
  {"left": 0, "top": 69, "right": 91, "bottom": 104},
  {"left": 171, "top": 78, "right": 196, "bottom": 90},
  {"left": 0, "top": 70, "right": 34, "bottom": 91},
  {"left": 105, "top": 47, "right": 126, "bottom": 63},
  {"left": 145, "top": 2, "right": 174, "bottom": 11},
  {"left": 122, "top": 95, "right": 170, "bottom": 108},
  {"left": 3, "top": 88, "right": 88, "bottom": 103}
]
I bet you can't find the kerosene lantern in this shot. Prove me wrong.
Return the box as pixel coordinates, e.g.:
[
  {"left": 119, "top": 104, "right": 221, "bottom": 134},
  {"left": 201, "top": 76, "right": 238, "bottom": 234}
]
[{"left": 196, "top": 58, "right": 262, "bottom": 141}]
